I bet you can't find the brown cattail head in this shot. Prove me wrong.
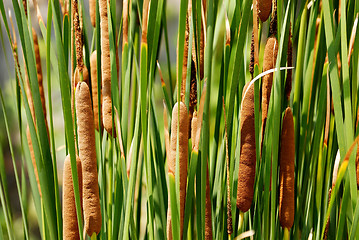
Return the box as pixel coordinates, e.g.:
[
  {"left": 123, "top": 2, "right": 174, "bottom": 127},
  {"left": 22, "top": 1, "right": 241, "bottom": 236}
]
[
  {"left": 223, "top": 99, "right": 233, "bottom": 235},
  {"left": 90, "top": 51, "right": 102, "bottom": 131},
  {"left": 285, "top": 27, "right": 293, "bottom": 100},
  {"left": 73, "top": 0, "right": 84, "bottom": 72},
  {"left": 258, "top": 0, "right": 272, "bottom": 22},
  {"left": 32, "top": 28, "right": 47, "bottom": 120},
  {"left": 249, "top": 32, "right": 255, "bottom": 75},
  {"left": 279, "top": 107, "right": 295, "bottom": 229},
  {"left": 237, "top": 82, "right": 256, "bottom": 212},
  {"left": 180, "top": 5, "right": 191, "bottom": 102},
  {"left": 26, "top": 126, "right": 41, "bottom": 197},
  {"left": 205, "top": 165, "right": 213, "bottom": 240},
  {"left": 188, "top": 60, "right": 198, "bottom": 137},
  {"left": 261, "top": 36, "right": 278, "bottom": 144},
  {"left": 168, "top": 102, "right": 189, "bottom": 239},
  {"left": 99, "top": 0, "right": 114, "bottom": 136},
  {"left": 269, "top": 2, "right": 277, "bottom": 36},
  {"left": 75, "top": 82, "right": 102, "bottom": 236},
  {"left": 89, "top": 0, "right": 96, "bottom": 27},
  {"left": 63, "top": 155, "right": 83, "bottom": 240},
  {"left": 24, "top": 66, "right": 35, "bottom": 121},
  {"left": 191, "top": 3, "right": 205, "bottom": 81}
]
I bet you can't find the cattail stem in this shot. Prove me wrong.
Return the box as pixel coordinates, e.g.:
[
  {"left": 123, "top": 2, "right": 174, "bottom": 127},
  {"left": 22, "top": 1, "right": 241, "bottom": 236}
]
[{"left": 283, "top": 228, "right": 290, "bottom": 240}]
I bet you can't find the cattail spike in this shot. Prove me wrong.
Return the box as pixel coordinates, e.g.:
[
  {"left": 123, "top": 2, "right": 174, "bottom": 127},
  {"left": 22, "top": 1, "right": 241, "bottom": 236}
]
[
  {"left": 89, "top": 0, "right": 96, "bottom": 27},
  {"left": 223, "top": 98, "right": 233, "bottom": 235},
  {"left": 167, "top": 102, "right": 189, "bottom": 240},
  {"left": 63, "top": 155, "right": 83, "bottom": 240},
  {"left": 249, "top": 32, "right": 255, "bottom": 75},
  {"left": 237, "top": 82, "right": 256, "bottom": 212},
  {"left": 258, "top": 0, "right": 272, "bottom": 22},
  {"left": 90, "top": 51, "right": 102, "bottom": 131},
  {"left": 26, "top": 126, "right": 41, "bottom": 196},
  {"left": 279, "top": 107, "right": 295, "bottom": 229},
  {"left": 75, "top": 82, "right": 102, "bottom": 236},
  {"left": 72, "top": 0, "right": 84, "bottom": 72},
  {"left": 100, "top": 0, "right": 114, "bottom": 136},
  {"left": 285, "top": 26, "right": 293, "bottom": 100},
  {"left": 269, "top": 0, "right": 277, "bottom": 35},
  {"left": 261, "top": 36, "right": 278, "bottom": 149},
  {"left": 205, "top": 165, "right": 213, "bottom": 240}
]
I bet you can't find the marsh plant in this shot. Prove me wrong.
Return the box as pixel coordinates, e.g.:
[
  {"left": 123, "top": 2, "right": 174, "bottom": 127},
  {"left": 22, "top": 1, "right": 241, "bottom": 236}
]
[{"left": 0, "top": 0, "right": 358, "bottom": 239}]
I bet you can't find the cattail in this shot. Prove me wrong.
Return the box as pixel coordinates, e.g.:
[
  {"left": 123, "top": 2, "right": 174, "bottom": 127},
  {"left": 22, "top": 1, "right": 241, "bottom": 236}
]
[
  {"left": 261, "top": 36, "right": 278, "bottom": 143},
  {"left": 89, "top": 0, "right": 96, "bottom": 27},
  {"left": 32, "top": 28, "right": 45, "bottom": 120},
  {"left": 249, "top": 32, "right": 255, "bottom": 76},
  {"left": 26, "top": 126, "right": 41, "bottom": 196},
  {"left": 188, "top": 60, "right": 198, "bottom": 137},
  {"left": 63, "top": 154, "right": 83, "bottom": 240},
  {"left": 223, "top": 99, "right": 233, "bottom": 235},
  {"left": 75, "top": 82, "right": 102, "bottom": 236},
  {"left": 279, "top": 107, "right": 295, "bottom": 229},
  {"left": 167, "top": 102, "right": 189, "bottom": 239},
  {"left": 258, "top": 0, "right": 272, "bottom": 22},
  {"left": 285, "top": 27, "right": 292, "bottom": 100},
  {"left": 237, "top": 82, "right": 256, "bottom": 212},
  {"left": 205, "top": 165, "right": 213, "bottom": 240},
  {"left": 90, "top": 51, "right": 102, "bottom": 131},
  {"left": 99, "top": 0, "right": 114, "bottom": 135},
  {"left": 73, "top": 0, "right": 84, "bottom": 72}
]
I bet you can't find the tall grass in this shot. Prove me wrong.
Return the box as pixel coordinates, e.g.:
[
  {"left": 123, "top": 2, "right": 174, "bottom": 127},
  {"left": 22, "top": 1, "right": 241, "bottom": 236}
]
[{"left": 0, "top": 0, "right": 358, "bottom": 239}]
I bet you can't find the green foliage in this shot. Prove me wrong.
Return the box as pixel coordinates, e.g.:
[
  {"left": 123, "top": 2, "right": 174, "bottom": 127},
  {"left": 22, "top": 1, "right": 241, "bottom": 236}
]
[{"left": 0, "top": 0, "right": 358, "bottom": 239}]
